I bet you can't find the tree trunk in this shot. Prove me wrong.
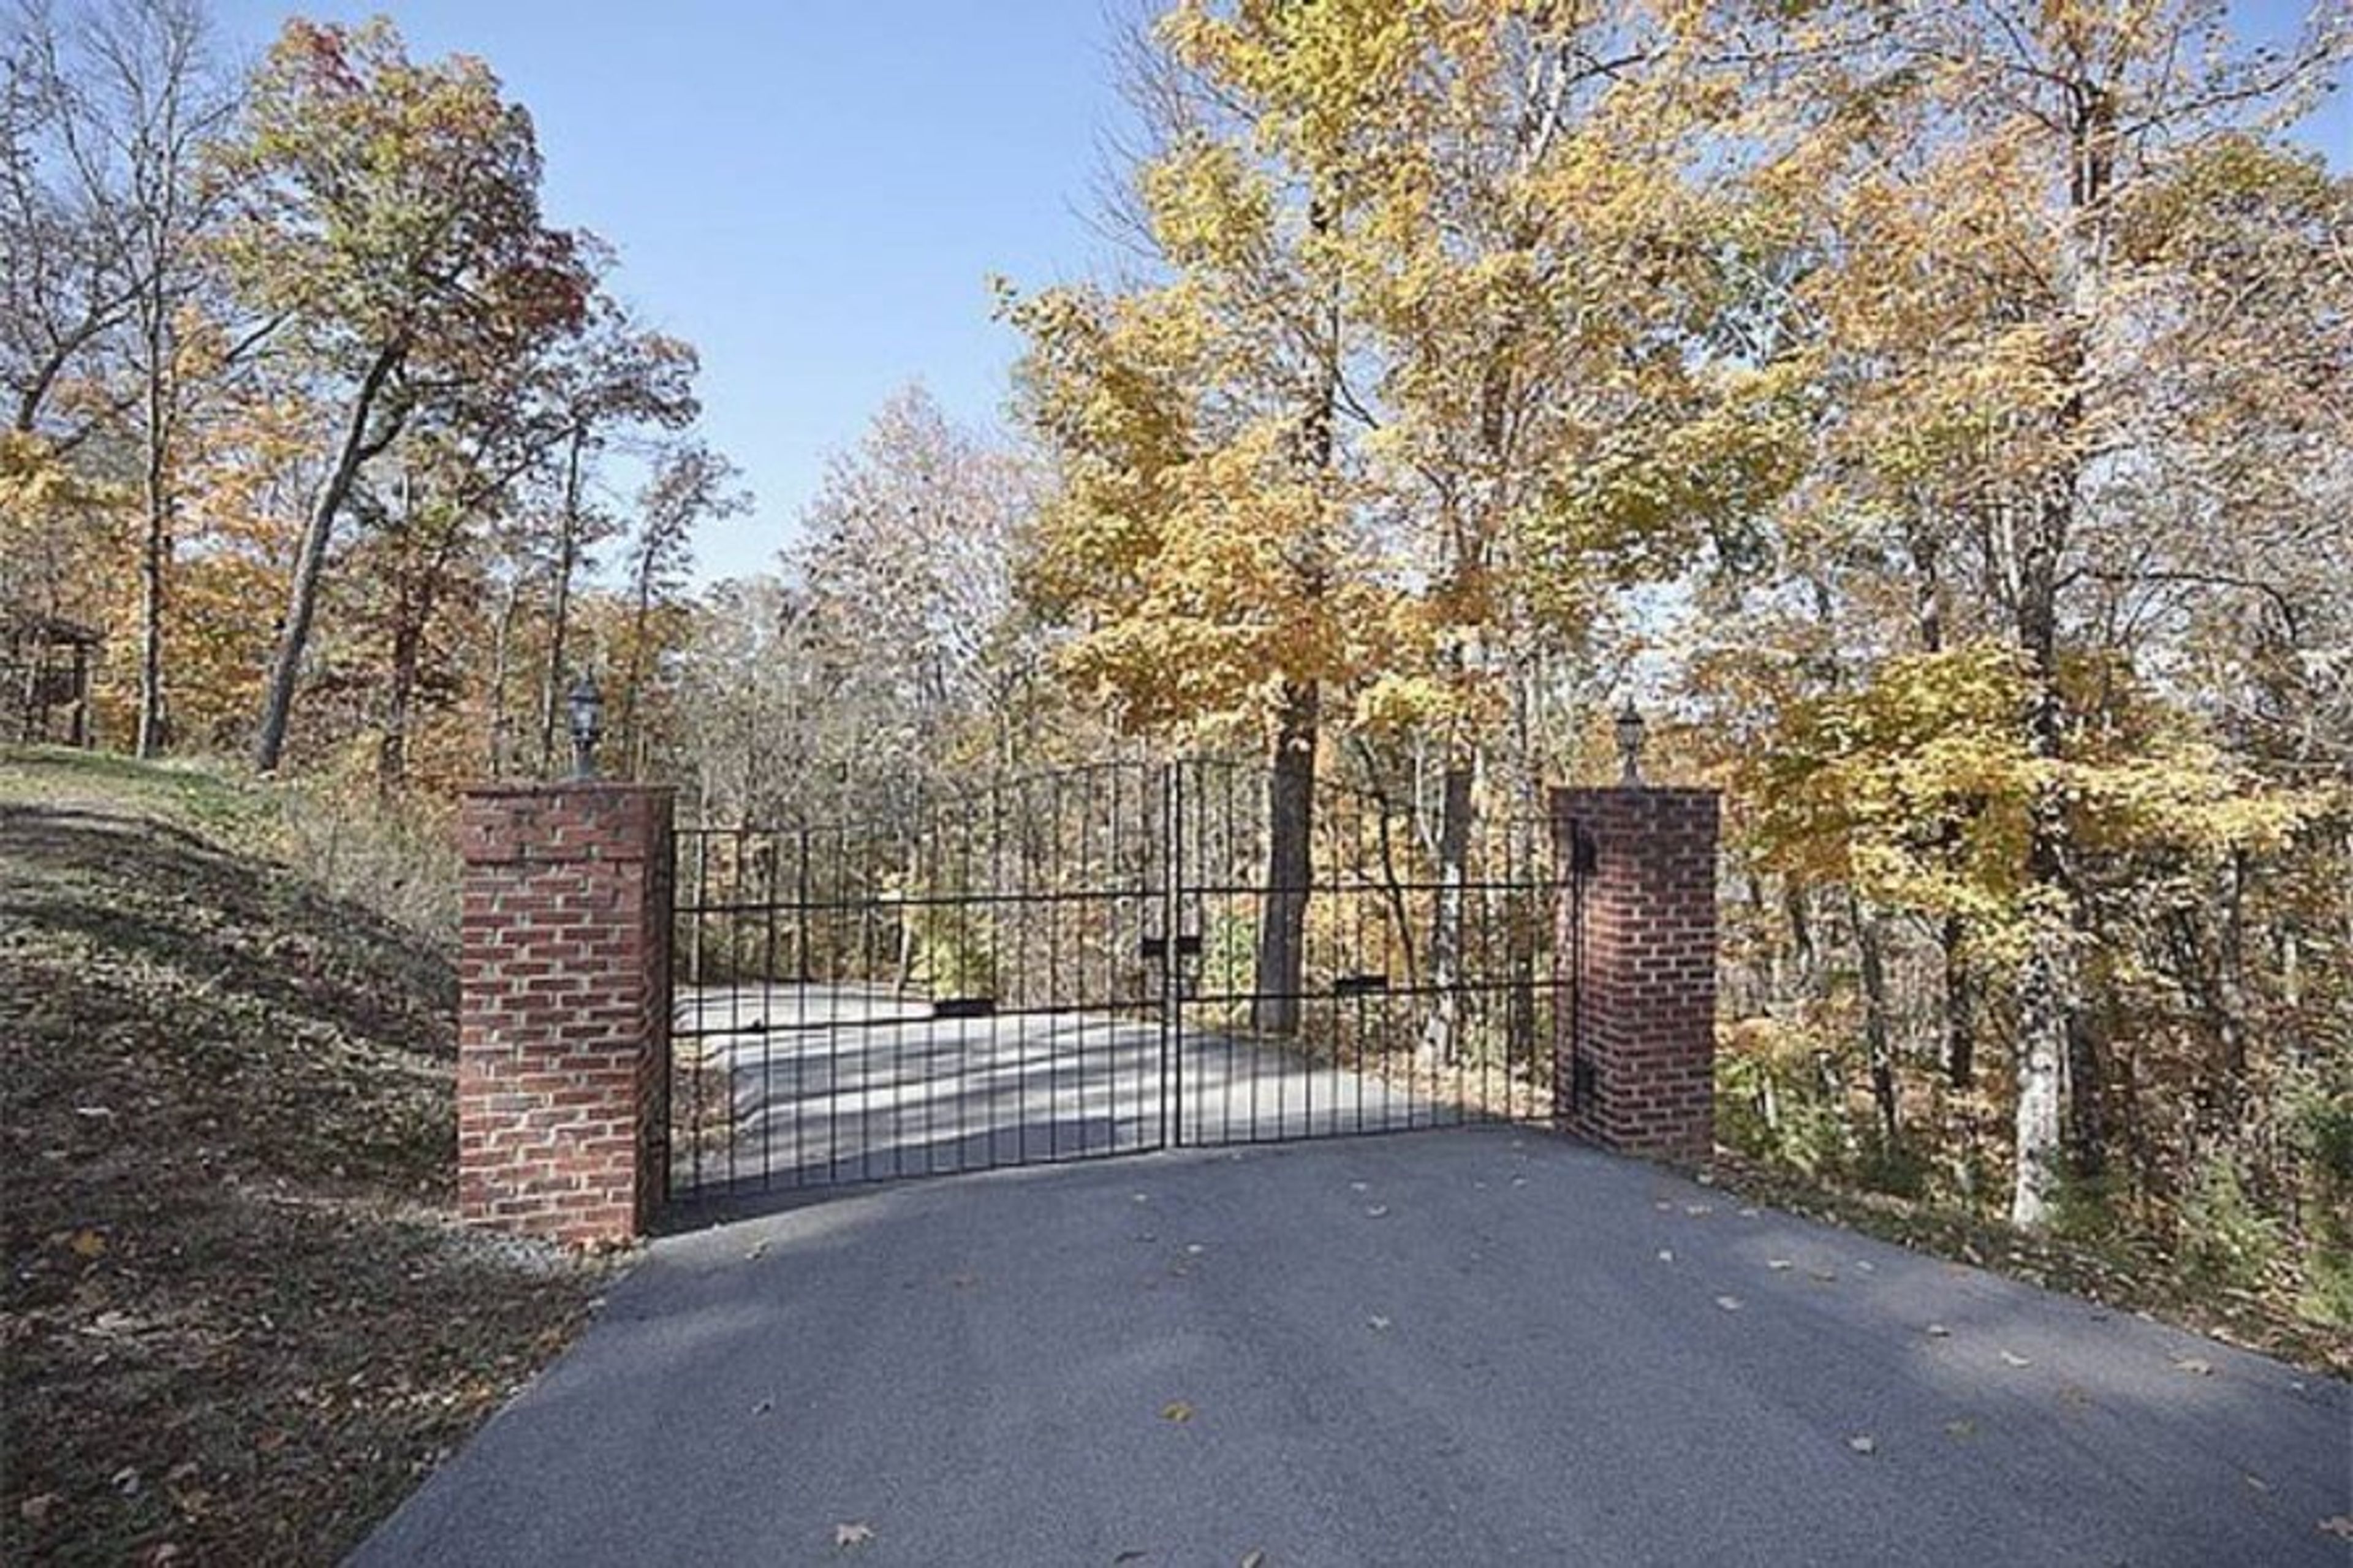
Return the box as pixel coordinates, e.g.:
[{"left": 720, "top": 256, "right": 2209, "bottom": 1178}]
[
  {"left": 252, "top": 339, "right": 405, "bottom": 773},
  {"left": 135, "top": 298, "right": 171, "bottom": 759},
  {"left": 1248, "top": 175, "right": 1340, "bottom": 1040},
  {"left": 1252, "top": 679, "right": 1317, "bottom": 1036},
  {"left": 2010, "top": 489, "right": 2074, "bottom": 1227},
  {"left": 1942, "top": 913, "right": 1976, "bottom": 1089},
  {"left": 488, "top": 575, "right": 521, "bottom": 777},
  {"left": 1419, "top": 748, "right": 1474, "bottom": 1065},
  {"left": 2066, "top": 1009, "right": 2104, "bottom": 1183},
  {"left": 1504, "top": 793, "right": 1539, "bottom": 1069},
  {"left": 1852, "top": 890, "right": 1899, "bottom": 1146},
  {"left": 537, "top": 426, "right": 588, "bottom": 775},
  {"left": 378, "top": 613, "right": 421, "bottom": 794},
  {"left": 621, "top": 568, "right": 654, "bottom": 779}
]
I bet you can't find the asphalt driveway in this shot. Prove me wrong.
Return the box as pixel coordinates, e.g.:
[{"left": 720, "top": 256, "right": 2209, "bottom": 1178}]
[{"left": 354, "top": 1127, "right": 2352, "bottom": 1567}]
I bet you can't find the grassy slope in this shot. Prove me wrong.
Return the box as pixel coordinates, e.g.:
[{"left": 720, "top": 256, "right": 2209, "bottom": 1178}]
[
  {"left": 1, "top": 748, "right": 610, "bottom": 1566},
  {"left": 1707, "top": 1154, "right": 2352, "bottom": 1381}
]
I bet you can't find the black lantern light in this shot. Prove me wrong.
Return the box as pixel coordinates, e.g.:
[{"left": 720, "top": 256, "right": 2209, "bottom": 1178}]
[
  {"left": 567, "top": 672, "right": 603, "bottom": 780},
  {"left": 1615, "top": 696, "right": 1646, "bottom": 787}
]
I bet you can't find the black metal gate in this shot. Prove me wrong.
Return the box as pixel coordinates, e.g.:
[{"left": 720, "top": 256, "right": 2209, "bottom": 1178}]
[{"left": 669, "top": 759, "right": 1556, "bottom": 1198}]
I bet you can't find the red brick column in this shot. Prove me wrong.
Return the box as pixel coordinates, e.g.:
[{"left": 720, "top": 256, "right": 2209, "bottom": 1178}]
[
  {"left": 458, "top": 784, "right": 672, "bottom": 1244},
  {"left": 1553, "top": 786, "right": 1718, "bottom": 1164}
]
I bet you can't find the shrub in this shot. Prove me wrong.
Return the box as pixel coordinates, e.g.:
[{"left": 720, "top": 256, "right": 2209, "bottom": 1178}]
[{"left": 2177, "top": 1153, "right": 2285, "bottom": 1292}]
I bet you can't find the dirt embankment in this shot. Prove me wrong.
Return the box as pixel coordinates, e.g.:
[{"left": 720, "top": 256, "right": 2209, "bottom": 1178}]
[{"left": 1, "top": 749, "right": 613, "bottom": 1566}]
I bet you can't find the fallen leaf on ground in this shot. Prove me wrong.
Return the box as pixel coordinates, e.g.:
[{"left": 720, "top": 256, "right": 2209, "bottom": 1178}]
[
  {"left": 1368, "top": 1316, "right": 1392, "bottom": 1331},
  {"left": 2243, "top": 1474, "right": 2271, "bottom": 1493},
  {"left": 2319, "top": 1517, "right": 2353, "bottom": 1540},
  {"left": 1847, "top": 1435, "right": 1876, "bottom": 1455},
  {"left": 1998, "top": 1350, "right": 2032, "bottom": 1368},
  {"left": 1656, "top": 1249, "right": 1674, "bottom": 1263},
  {"left": 1854, "top": 1260, "right": 1875, "bottom": 1273},
  {"left": 1926, "top": 1324, "right": 1952, "bottom": 1338},
  {"left": 69, "top": 1229, "right": 105, "bottom": 1259},
  {"left": 2172, "top": 1357, "right": 2213, "bottom": 1377},
  {"left": 20, "top": 1493, "right": 58, "bottom": 1524},
  {"left": 1365, "top": 1205, "right": 1389, "bottom": 1218},
  {"left": 1241, "top": 1551, "right": 1266, "bottom": 1568},
  {"left": 1349, "top": 1181, "right": 1369, "bottom": 1193},
  {"left": 1162, "top": 1401, "right": 1194, "bottom": 1423},
  {"left": 1943, "top": 1419, "right": 1976, "bottom": 1439},
  {"left": 1715, "top": 1296, "right": 1742, "bottom": 1312},
  {"left": 1766, "top": 1259, "right": 1792, "bottom": 1271},
  {"left": 745, "top": 1240, "right": 767, "bottom": 1260},
  {"left": 834, "top": 1521, "right": 874, "bottom": 1549},
  {"left": 1185, "top": 1243, "right": 1205, "bottom": 1256}
]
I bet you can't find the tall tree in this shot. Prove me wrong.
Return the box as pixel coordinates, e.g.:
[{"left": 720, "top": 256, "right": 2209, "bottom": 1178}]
[
  {"left": 1711, "top": 0, "right": 2349, "bottom": 1225},
  {"left": 214, "top": 18, "right": 591, "bottom": 773},
  {"left": 616, "top": 437, "right": 744, "bottom": 776},
  {"left": 521, "top": 298, "right": 698, "bottom": 774},
  {"left": 1, "top": 0, "right": 139, "bottom": 450},
  {"left": 1009, "top": 2, "right": 1393, "bottom": 1034},
  {"left": 796, "top": 385, "right": 1034, "bottom": 778},
  {"left": 4, "top": 0, "right": 257, "bottom": 756}
]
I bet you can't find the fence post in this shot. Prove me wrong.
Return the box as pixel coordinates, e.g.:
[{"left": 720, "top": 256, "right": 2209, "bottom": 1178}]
[
  {"left": 458, "top": 782, "right": 672, "bottom": 1243},
  {"left": 1553, "top": 785, "right": 1719, "bottom": 1165}
]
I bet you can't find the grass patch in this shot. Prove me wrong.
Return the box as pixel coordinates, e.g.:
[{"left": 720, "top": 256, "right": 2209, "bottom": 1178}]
[{"left": 1, "top": 751, "right": 614, "bottom": 1565}]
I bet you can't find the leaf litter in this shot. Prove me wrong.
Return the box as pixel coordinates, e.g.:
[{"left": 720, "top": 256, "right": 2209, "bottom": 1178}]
[{"left": 1, "top": 781, "right": 614, "bottom": 1566}]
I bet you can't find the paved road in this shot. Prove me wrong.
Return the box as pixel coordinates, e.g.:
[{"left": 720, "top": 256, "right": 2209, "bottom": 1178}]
[
  {"left": 672, "top": 984, "right": 1520, "bottom": 1192},
  {"left": 354, "top": 1127, "right": 2352, "bottom": 1567}
]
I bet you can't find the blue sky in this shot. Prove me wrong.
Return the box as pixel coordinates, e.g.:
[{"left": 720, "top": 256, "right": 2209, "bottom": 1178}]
[{"left": 209, "top": 1, "right": 2349, "bottom": 586}]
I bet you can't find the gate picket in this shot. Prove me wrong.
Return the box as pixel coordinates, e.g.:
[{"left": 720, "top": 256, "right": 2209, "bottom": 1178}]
[{"left": 667, "top": 758, "right": 1558, "bottom": 1199}]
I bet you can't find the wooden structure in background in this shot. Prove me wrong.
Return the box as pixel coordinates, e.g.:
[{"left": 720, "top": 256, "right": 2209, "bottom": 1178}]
[{"left": 2, "top": 618, "right": 100, "bottom": 747}]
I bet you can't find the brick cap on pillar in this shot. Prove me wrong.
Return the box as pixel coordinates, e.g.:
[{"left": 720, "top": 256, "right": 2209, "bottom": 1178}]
[
  {"left": 460, "top": 782, "right": 675, "bottom": 869},
  {"left": 462, "top": 781, "right": 678, "bottom": 799},
  {"left": 1552, "top": 784, "right": 1722, "bottom": 809}
]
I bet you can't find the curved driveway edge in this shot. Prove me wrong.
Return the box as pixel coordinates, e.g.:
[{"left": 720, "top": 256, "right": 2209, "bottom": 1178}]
[{"left": 353, "top": 1127, "right": 2352, "bottom": 1567}]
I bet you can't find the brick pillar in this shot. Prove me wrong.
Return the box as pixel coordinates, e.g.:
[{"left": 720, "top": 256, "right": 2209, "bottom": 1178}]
[
  {"left": 1553, "top": 786, "right": 1718, "bottom": 1165},
  {"left": 458, "top": 784, "right": 672, "bottom": 1244}
]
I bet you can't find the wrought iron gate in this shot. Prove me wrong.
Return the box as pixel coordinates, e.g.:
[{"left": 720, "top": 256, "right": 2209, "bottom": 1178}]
[{"left": 669, "top": 759, "right": 1557, "bottom": 1198}]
